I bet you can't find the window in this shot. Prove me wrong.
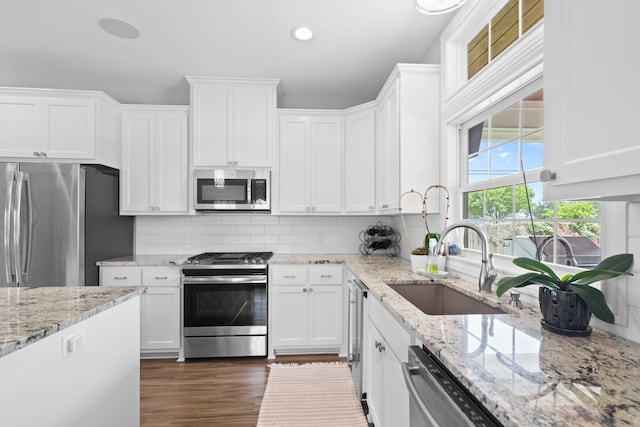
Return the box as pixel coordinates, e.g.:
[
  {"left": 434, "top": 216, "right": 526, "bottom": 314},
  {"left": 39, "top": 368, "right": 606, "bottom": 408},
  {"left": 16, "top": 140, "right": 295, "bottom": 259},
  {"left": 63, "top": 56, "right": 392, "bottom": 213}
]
[
  {"left": 461, "top": 87, "right": 601, "bottom": 267},
  {"left": 467, "top": 0, "right": 544, "bottom": 79}
]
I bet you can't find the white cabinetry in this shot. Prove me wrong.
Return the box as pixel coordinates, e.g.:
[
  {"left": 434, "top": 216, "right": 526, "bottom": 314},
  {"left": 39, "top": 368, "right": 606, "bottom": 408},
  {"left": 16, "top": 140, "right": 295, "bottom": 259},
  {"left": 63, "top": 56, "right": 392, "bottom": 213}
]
[
  {"left": 278, "top": 112, "right": 343, "bottom": 214},
  {"left": 344, "top": 104, "right": 376, "bottom": 214},
  {"left": 544, "top": 0, "right": 640, "bottom": 201},
  {"left": 364, "top": 295, "right": 410, "bottom": 427},
  {"left": 188, "top": 77, "right": 279, "bottom": 167},
  {"left": 270, "top": 264, "right": 343, "bottom": 356},
  {"left": 120, "top": 106, "right": 188, "bottom": 215},
  {"left": 0, "top": 89, "right": 120, "bottom": 168},
  {"left": 0, "top": 297, "right": 140, "bottom": 427},
  {"left": 375, "top": 64, "right": 441, "bottom": 214},
  {"left": 100, "top": 266, "right": 181, "bottom": 356}
]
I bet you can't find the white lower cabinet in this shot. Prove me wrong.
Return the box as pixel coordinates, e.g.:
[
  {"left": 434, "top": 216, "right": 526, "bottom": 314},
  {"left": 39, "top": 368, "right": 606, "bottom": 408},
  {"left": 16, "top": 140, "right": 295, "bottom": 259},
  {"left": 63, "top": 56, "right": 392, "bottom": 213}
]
[
  {"left": 364, "top": 295, "right": 410, "bottom": 427},
  {"left": 270, "top": 264, "right": 343, "bottom": 355},
  {"left": 100, "top": 266, "right": 181, "bottom": 356}
]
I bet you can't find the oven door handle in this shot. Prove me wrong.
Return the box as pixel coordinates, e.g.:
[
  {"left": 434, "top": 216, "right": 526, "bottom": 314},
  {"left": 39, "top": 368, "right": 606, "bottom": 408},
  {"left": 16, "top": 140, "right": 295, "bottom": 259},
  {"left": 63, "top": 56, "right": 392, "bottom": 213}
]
[{"left": 182, "top": 275, "right": 267, "bottom": 285}]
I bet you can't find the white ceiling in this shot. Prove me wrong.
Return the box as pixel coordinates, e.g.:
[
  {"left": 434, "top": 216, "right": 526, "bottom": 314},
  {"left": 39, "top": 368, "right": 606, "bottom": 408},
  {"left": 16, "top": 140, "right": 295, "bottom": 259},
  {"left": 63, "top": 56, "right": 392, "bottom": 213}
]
[{"left": 1, "top": 0, "right": 456, "bottom": 109}]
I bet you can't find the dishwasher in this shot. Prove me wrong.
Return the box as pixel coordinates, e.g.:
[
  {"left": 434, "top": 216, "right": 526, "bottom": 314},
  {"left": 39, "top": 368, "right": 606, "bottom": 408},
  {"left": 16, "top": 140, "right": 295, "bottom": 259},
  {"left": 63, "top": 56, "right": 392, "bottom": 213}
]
[{"left": 402, "top": 345, "right": 502, "bottom": 427}]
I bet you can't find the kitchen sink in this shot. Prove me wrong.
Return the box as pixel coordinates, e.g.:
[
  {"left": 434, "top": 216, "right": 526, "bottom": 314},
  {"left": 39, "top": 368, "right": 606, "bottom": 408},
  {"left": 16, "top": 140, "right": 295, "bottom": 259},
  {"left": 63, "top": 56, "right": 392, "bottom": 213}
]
[{"left": 388, "top": 283, "right": 504, "bottom": 315}]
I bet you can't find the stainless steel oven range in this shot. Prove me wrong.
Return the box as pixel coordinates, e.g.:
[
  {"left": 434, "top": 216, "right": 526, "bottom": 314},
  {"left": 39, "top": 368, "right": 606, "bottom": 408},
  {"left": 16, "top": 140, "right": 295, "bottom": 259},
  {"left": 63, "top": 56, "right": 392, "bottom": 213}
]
[{"left": 182, "top": 252, "right": 273, "bottom": 358}]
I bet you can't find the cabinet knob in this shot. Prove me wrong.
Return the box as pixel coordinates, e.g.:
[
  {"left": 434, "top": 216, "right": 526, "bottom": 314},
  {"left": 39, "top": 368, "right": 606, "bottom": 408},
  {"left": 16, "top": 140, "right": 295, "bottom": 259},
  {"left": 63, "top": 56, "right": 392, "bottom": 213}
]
[
  {"left": 374, "top": 340, "right": 385, "bottom": 352},
  {"left": 33, "top": 152, "right": 40, "bottom": 157},
  {"left": 303, "top": 288, "right": 308, "bottom": 293},
  {"left": 40, "top": 152, "right": 47, "bottom": 157},
  {"left": 381, "top": 204, "right": 389, "bottom": 209},
  {"left": 308, "top": 287, "right": 313, "bottom": 292}
]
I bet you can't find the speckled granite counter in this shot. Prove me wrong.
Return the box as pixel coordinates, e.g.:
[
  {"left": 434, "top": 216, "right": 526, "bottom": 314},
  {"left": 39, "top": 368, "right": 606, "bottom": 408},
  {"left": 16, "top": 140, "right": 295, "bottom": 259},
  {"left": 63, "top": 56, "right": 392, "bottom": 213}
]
[
  {"left": 0, "top": 286, "right": 144, "bottom": 358},
  {"left": 271, "top": 254, "right": 640, "bottom": 427},
  {"left": 96, "top": 254, "right": 188, "bottom": 266}
]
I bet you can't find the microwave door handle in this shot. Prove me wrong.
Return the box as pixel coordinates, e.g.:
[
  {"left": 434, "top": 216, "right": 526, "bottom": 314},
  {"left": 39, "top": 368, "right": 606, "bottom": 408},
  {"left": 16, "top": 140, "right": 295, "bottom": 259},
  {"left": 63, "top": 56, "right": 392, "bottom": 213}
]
[{"left": 3, "top": 172, "right": 16, "bottom": 283}]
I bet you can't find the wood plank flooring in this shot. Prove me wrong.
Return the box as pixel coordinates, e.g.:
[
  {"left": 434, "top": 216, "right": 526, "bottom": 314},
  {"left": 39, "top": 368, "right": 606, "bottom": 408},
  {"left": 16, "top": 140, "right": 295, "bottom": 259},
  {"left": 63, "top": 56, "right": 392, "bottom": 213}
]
[{"left": 141, "top": 355, "right": 345, "bottom": 426}]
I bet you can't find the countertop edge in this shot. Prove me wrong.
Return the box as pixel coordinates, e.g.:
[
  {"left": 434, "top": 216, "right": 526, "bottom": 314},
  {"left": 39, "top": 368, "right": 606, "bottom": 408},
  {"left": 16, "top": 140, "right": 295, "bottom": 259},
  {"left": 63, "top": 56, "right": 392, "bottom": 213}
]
[{"left": 0, "top": 287, "right": 145, "bottom": 359}]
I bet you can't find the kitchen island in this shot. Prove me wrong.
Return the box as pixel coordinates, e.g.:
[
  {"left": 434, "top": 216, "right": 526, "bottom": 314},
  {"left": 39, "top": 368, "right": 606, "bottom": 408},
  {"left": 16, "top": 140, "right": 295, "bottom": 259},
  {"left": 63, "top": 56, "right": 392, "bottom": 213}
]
[
  {"left": 271, "top": 254, "right": 640, "bottom": 427},
  {"left": 0, "top": 286, "right": 144, "bottom": 427}
]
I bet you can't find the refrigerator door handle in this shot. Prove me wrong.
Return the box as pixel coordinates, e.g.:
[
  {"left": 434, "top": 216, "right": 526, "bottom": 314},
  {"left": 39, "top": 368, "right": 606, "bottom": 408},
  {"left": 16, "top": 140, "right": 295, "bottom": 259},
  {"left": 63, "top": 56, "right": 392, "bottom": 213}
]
[
  {"left": 12, "top": 171, "right": 24, "bottom": 285},
  {"left": 3, "top": 171, "right": 16, "bottom": 283},
  {"left": 22, "top": 174, "right": 33, "bottom": 282}
]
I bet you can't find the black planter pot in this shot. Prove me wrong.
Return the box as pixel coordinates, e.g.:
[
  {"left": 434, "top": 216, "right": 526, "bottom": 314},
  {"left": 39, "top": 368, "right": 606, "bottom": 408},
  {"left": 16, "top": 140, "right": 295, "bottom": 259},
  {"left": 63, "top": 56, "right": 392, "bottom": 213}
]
[{"left": 539, "top": 287, "right": 592, "bottom": 337}]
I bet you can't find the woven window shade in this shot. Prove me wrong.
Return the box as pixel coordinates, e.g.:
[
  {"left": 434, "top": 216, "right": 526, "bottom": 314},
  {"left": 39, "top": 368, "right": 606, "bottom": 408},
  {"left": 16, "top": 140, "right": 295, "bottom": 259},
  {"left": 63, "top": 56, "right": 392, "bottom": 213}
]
[
  {"left": 491, "top": 0, "right": 519, "bottom": 60},
  {"left": 468, "top": 25, "right": 489, "bottom": 79},
  {"left": 522, "top": 0, "right": 544, "bottom": 33}
]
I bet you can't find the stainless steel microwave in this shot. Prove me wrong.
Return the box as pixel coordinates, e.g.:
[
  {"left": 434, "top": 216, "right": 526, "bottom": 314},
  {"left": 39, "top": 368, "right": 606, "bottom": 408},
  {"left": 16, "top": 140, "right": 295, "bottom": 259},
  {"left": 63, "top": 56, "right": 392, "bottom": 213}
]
[{"left": 193, "top": 169, "right": 270, "bottom": 212}]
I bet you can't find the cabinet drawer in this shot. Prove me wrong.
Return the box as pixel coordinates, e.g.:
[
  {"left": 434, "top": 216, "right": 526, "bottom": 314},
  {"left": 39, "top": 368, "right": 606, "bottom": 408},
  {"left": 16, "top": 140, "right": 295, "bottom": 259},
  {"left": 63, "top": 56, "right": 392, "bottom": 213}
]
[
  {"left": 308, "top": 265, "right": 343, "bottom": 285},
  {"left": 100, "top": 267, "right": 142, "bottom": 286},
  {"left": 369, "top": 296, "right": 410, "bottom": 362},
  {"left": 270, "top": 265, "right": 308, "bottom": 285},
  {"left": 142, "top": 267, "right": 181, "bottom": 286}
]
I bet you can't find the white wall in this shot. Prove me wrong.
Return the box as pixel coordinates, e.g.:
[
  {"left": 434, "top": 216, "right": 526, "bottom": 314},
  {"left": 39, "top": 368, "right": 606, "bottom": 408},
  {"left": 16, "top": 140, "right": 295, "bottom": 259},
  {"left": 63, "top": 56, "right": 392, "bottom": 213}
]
[{"left": 135, "top": 214, "right": 393, "bottom": 255}]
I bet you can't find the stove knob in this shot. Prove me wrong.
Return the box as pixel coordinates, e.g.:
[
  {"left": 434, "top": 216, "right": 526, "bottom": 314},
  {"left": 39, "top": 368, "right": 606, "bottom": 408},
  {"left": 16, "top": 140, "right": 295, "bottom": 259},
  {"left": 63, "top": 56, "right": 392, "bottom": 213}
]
[
  {"left": 244, "top": 259, "right": 249, "bottom": 264},
  {"left": 256, "top": 257, "right": 264, "bottom": 264}
]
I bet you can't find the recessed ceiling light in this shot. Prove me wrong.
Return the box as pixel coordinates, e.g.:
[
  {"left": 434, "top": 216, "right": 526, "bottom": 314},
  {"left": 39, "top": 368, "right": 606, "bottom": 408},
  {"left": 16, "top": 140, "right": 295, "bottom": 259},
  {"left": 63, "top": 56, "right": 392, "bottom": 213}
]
[
  {"left": 416, "top": 0, "right": 467, "bottom": 15},
  {"left": 291, "top": 26, "right": 314, "bottom": 41},
  {"left": 98, "top": 18, "right": 140, "bottom": 39}
]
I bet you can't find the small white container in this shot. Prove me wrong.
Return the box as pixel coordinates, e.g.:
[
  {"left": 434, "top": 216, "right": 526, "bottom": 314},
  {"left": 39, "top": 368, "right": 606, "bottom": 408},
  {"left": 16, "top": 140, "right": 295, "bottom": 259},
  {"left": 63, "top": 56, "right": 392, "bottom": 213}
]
[{"left": 410, "top": 255, "right": 428, "bottom": 273}]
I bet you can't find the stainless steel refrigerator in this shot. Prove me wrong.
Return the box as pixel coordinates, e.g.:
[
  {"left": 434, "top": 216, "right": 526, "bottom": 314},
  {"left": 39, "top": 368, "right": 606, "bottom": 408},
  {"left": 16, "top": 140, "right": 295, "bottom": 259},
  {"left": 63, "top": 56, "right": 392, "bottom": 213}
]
[{"left": 1, "top": 163, "right": 133, "bottom": 287}]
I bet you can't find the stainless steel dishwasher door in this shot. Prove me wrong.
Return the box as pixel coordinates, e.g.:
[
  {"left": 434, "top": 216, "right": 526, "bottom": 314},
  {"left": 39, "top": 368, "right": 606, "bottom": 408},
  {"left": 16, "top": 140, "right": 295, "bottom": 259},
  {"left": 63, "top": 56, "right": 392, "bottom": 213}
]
[{"left": 402, "top": 345, "right": 501, "bottom": 427}]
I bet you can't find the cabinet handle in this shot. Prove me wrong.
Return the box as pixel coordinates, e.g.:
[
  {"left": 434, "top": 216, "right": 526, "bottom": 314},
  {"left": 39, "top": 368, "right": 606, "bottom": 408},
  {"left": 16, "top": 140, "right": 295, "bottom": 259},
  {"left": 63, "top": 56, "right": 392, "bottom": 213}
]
[
  {"left": 114, "top": 276, "right": 128, "bottom": 280},
  {"left": 155, "top": 276, "right": 168, "bottom": 280},
  {"left": 283, "top": 275, "right": 296, "bottom": 279},
  {"left": 40, "top": 152, "right": 47, "bottom": 157},
  {"left": 381, "top": 203, "right": 389, "bottom": 209},
  {"left": 303, "top": 288, "right": 308, "bottom": 293},
  {"left": 320, "top": 274, "right": 332, "bottom": 278},
  {"left": 33, "top": 152, "right": 40, "bottom": 157},
  {"left": 308, "top": 287, "right": 313, "bottom": 292},
  {"left": 375, "top": 340, "right": 385, "bottom": 352},
  {"left": 369, "top": 206, "right": 374, "bottom": 211}
]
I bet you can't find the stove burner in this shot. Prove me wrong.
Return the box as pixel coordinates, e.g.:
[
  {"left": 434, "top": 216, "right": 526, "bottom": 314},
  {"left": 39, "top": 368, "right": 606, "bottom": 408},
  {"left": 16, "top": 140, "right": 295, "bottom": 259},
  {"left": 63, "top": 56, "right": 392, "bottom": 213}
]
[{"left": 184, "top": 251, "right": 273, "bottom": 265}]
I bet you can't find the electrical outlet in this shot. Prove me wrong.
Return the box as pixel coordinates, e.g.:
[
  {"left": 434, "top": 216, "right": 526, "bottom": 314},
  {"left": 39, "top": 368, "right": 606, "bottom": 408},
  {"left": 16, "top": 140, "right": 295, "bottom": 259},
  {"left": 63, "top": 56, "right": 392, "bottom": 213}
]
[{"left": 62, "top": 333, "right": 85, "bottom": 357}]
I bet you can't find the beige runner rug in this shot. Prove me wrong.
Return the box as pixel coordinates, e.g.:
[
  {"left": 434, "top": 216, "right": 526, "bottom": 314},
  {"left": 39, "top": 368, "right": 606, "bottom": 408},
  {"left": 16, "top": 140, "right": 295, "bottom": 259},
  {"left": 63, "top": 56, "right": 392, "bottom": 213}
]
[{"left": 257, "top": 362, "right": 368, "bottom": 427}]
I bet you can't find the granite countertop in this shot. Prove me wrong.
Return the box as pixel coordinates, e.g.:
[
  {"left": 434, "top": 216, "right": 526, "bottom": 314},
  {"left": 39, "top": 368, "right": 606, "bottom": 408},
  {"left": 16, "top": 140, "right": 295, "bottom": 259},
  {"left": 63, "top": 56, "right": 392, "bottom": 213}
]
[
  {"left": 96, "top": 254, "right": 188, "bottom": 266},
  {"left": 270, "top": 254, "right": 640, "bottom": 427},
  {"left": 0, "top": 286, "right": 145, "bottom": 359}
]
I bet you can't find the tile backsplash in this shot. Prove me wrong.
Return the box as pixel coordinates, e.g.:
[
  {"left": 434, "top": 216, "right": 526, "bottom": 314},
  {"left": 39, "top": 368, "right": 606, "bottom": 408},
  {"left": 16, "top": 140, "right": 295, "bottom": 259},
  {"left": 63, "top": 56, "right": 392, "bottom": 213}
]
[{"left": 135, "top": 214, "right": 395, "bottom": 255}]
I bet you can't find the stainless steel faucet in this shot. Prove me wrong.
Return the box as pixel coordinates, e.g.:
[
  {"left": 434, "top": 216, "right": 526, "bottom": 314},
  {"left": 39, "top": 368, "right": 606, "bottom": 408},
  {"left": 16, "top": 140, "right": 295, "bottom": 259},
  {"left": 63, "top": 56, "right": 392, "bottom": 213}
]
[
  {"left": 535, "top": 236, "right": 578, "bottom": 266},
  {"left": 434, "top": 222, "right": 497, "bottom": 293}
]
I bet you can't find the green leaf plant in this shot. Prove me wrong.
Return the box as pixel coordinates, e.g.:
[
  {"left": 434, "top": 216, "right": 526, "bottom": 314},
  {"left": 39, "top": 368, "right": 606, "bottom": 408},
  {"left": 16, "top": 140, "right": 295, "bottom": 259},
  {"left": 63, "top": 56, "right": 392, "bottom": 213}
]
[{"left": 496, "top": 254, "right": 634, "bottom": 323}]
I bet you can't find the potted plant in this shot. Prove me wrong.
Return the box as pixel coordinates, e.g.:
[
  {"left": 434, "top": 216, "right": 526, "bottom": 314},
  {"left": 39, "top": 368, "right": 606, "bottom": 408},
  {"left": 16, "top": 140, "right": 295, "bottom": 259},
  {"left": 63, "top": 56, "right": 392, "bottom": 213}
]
[{"left": 496, "top": 253, "right": 634, "bottom": 336}]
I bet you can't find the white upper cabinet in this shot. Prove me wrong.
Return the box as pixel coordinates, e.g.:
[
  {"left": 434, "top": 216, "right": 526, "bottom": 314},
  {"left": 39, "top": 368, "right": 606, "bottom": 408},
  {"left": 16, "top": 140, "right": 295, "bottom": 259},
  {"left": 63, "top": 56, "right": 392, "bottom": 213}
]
[
  {"left": 120, "top": 106, "right": 188, "bottom": 215},
  {"left": 543, "top": 0, "right": 640, "bottom": 201},
  {"left": 278, "top": 112, "right": 343, "bottom": 214},
  {"left": 0, "top": 89, "right": 120, "bottom": 168},
  {"left": 344, "top": 104, "right": 376, "bottom": 214},
  {"left": 187, "top": 77, "right": 279, "bottom": 168},
  {"left": 375, "top": 64, "right": 441, "bottom": 214}
]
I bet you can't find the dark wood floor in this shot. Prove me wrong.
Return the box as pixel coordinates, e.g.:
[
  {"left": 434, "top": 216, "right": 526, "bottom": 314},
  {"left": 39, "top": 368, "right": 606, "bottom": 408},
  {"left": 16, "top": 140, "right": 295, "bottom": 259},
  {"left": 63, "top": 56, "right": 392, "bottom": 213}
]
[{"left": 140, "top": 355, "right": 345, "bottom": 426}]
